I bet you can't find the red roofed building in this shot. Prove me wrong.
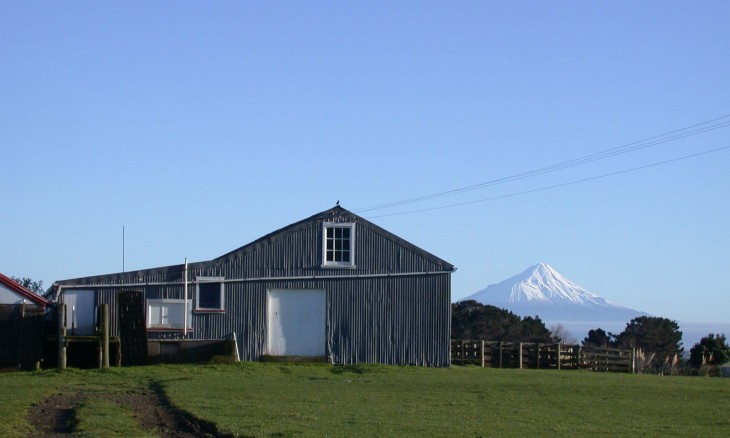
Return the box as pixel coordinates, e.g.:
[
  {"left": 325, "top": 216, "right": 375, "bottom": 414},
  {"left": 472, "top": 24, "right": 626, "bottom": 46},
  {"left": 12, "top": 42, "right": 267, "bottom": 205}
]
[
  {"left": 0, "top": 273, "right": 50, "bottom": 369},
  {"left": 0, "top": 273, "right": 50, "bottom": 308}
]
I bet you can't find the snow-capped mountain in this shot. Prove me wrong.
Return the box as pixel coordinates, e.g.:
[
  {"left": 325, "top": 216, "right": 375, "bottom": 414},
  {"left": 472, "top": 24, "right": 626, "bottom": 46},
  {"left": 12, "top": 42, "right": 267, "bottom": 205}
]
[{"left": 462, "top": 263, "right": 647, "bottom": 321}]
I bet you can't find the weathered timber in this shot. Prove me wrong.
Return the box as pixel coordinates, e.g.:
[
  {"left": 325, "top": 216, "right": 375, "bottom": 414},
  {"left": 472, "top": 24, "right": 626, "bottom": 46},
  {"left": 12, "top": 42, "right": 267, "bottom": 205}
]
[{"left": 450, "top": 339, "right": 635, "bottom": 373}]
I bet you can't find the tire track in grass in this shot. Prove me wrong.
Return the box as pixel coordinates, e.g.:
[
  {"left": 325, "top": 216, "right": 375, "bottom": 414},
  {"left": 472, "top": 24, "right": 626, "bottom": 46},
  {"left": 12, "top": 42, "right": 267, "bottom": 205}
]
[{"left": 27, "top": 382, "right": 226, "bottom": 437}]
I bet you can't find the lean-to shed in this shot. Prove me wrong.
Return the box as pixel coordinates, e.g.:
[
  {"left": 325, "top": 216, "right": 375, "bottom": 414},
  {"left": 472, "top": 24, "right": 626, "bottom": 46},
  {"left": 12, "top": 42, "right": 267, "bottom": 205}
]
[{"left": 51, "top": 206, "right": 455, "bottom": 366}]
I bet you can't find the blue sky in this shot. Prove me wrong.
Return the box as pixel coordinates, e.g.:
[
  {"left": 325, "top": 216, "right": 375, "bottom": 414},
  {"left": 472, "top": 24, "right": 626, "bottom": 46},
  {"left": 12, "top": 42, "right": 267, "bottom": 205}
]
[{"left": 2, "top": 2, "right": 729, "bottom": 323}]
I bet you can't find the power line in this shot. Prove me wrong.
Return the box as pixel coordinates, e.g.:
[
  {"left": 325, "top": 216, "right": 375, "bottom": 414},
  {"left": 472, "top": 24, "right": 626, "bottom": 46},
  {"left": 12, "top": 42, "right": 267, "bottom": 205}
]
[
  {"left": 353, "top": 115, "right": 730, "bottom": 213},
  {"left": 366, "top": 145, "right": 730, "bottom": 219}
]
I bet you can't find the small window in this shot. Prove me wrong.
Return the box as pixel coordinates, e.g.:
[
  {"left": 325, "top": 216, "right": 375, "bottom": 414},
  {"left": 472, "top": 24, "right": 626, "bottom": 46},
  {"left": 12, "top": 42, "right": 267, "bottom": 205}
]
[
  {"left": 147, "top": 299, "right": 192, "bottom": 330},
  {"left": 322, "top": 222, "right": 355, "bottom": 268},
  {"left": 196, "top": 277, "right": 225, "bottom": 311}
]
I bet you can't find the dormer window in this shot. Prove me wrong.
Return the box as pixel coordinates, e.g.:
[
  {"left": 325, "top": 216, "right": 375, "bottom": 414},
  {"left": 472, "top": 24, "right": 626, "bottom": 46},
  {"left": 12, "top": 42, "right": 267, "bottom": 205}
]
[{"left": 322, "top": 222, "right": 356, "bottom": 268}]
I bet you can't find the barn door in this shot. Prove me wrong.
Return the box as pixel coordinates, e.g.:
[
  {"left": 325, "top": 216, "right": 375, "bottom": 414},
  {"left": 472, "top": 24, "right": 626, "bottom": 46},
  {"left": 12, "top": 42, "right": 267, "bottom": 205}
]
[
  {"left": 118, "top": 290, "right": 148, "bottom": 365},
  {"left": 63, "top": 290, "right": 96, "bottom": 335},
  {"left": 267, "top": 289, "right": 326, "bottom": 356}
]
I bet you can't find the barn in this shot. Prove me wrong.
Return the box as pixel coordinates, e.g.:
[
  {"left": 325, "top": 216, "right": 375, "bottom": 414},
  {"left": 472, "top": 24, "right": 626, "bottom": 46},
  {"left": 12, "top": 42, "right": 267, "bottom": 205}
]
[
  {"left": 0, "top": 273, "right": 50, "bottom": 369},
  {"left": 51, "top": 206, "right": 455, "bottom": 366}
]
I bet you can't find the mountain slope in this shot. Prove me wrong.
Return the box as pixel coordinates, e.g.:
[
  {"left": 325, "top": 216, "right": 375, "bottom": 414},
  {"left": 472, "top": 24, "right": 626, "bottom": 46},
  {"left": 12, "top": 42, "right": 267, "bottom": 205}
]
[{"left": 462, "top": 263, "right": 647, "bottom": 321}]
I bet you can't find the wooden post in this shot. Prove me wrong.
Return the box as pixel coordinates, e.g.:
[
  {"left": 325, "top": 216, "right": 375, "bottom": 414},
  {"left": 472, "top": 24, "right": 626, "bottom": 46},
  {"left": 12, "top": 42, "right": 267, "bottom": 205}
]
[
  {"left": 519, "top": 342, "right": 523, "bottom": 369},
  {"left": 57, "top": 304, "right": 66, "bottom": 370},
  {"left": 18, "top": 300, "right": 26, "bottom": 369},
  {"left": 101, "top": 304, "right": 110, "bottom": 369},
  {"left": 115, "top": 339, "right": 122, "bottom": 366},
  {"left": 556, "top": 343, "right": 561, "bottom": 370},
  {"left": 577, "top": 346, "right": 582, "bottom": 370},
  {"left": 631, "top": 347, "right": 636, "bottom": 374},
  {"left": 499, "top": 342, "right": 503, "bottom": 368},
  {"left": 536, "top": 343, "right": 541, "bottom": 369},
  {"left": 480, "top": 340, "right": 485, "bottom": 367}
]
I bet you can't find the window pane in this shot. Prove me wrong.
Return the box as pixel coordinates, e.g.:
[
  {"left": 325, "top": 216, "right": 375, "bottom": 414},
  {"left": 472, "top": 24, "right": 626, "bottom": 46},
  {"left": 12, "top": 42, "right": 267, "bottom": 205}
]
[
  {"left": 324, "top": 224, "right": 354, "bottom": 266},
  {"left": 199, "top": 282, "right": 222, "bottom": 309}
]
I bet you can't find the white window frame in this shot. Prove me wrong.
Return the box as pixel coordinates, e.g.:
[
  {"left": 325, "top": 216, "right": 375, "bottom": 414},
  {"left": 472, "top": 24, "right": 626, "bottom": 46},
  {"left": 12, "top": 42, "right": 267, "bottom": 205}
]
[
  {"left": 322, "top": 222, "right": 356, "bottom": 268},
  {"left": 147, "top": 298, "right": 192, "bottom": 331},
  {"left": 195, "top": 277, "right": 225, "bottom": 312}
]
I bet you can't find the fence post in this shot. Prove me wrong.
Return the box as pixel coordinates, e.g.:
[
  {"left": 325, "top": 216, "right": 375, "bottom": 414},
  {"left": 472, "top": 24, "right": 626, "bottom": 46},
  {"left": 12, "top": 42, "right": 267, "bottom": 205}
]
[
  {"left": 57, "top": 304, "right": 66, "bottom": 370},
  {"left": 498, "top": 342, "right": 503, "bottom": 368},
  {"left": 631, "top": 348, "right": 636, "bottom": 374},
  {"left": 577, "top": 346, "right": 582, "bottom": 370},
  {"left": 101, "top": 304, "right": 110, "bottom": 369},
  {"left": 461, "top": 340, "right": 466, "bottom": 365},
  {"left": 518, "top": 342, "right": 523, "bottom": 369},
  {"left": 556, "top": 343, "right": 561, "bottom": 370},
  {"left": 480, "top": 340, "right": 485, "bottom": 367}
]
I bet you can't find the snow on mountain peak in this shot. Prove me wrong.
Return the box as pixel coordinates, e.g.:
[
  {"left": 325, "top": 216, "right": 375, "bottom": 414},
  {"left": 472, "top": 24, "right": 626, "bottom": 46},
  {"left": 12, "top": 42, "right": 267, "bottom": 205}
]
[
  {"left": 465, "top": 263, "right": 611, "bottom": 308},
  {"left": 511, "top": 263, "right": 606, "bottom": 306},
  {"left": 461, "top": 263, "right": 647, "bottom": 321}
]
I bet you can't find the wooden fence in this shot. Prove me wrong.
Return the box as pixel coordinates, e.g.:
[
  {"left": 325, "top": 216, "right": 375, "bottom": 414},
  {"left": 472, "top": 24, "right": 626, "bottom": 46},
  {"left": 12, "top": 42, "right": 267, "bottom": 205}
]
[
  {"left": 451, "top": 340, "right": 636, "bottom": 373},
  {"left": 0, "top": 304, "right": 47, "bottom": 370}
]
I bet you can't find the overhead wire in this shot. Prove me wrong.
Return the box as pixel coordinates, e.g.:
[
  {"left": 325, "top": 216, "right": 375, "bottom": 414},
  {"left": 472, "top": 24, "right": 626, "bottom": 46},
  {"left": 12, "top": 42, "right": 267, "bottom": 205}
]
[
  {"left": 365, "top": 145, "right": 730, "bottom": 219},
  {"left": 353, "top": 115, "right": 730, "bottom": 213}
]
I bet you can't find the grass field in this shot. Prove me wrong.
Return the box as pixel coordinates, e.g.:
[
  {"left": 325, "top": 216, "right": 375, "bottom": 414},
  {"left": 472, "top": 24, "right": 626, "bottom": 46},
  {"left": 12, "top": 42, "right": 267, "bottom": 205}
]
[{"left": 1, "top": 363, "right": 729, "bottom": 437}]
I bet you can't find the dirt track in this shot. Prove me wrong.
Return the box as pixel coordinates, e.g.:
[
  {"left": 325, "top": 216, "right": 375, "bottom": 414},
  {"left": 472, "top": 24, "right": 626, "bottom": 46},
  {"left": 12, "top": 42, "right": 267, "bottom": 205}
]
[{"left": 27, "top": 383, "right": 216, "bottom": 437}]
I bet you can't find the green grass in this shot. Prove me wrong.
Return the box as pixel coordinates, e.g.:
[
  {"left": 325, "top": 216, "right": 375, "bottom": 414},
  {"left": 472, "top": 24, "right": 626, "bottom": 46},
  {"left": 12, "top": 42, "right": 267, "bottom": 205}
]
[
  {"left": 1, "top": 364, "right": 729, "bottom": 437},
  {"left": 162, "top": 363, "right": 730, "bottom": 437},
  {"left": 0, "top": 370, "right": 57, "bottom": 437},
  {"left": 75, "top": 397, "right": 156, "bottom": 438},
  {"left": 0, "top": 367, "right": 154, "bottom": 438}
]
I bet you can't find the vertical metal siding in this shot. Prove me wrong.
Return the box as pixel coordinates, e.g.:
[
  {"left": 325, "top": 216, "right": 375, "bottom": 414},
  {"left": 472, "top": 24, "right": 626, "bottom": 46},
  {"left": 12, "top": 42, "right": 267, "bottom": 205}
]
[
  {"left": 57, "top": 213, "right": 452, "bottom": 366},
  {"left": 324, "top": 275, "right": 450, "bottom": 366}
]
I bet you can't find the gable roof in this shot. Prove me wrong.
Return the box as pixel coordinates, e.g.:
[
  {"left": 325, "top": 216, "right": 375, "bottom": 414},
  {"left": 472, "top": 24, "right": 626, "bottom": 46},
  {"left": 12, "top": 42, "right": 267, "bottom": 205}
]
[
  {"left": 0, "top": 273, "right": 51, "bottom": 307},
  {"left": 214, "top": 205, "right": 455, "bottom": 271},
  {"left": 54, "top": 205, "right": 455, "bottom": 289}
]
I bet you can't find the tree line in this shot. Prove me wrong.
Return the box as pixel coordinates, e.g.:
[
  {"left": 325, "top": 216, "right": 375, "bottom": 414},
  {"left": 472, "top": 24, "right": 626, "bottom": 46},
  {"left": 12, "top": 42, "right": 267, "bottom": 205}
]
[{"left": 452, "top": 300, "right": 729, "bottom": 376}]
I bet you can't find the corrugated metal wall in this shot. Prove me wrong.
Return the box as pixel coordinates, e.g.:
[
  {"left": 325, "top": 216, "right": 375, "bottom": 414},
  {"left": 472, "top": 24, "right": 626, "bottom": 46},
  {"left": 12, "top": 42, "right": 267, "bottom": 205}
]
[
  {"left": 56, "top": 208, "right": 453, "bottom": 366},
  {"left": 215, "top": 221, "right": 449, "bottom": 279}
]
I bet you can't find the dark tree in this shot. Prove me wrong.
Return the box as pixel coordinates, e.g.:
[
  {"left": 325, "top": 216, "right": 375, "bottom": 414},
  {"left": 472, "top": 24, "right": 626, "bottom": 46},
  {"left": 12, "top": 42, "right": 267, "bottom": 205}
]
[
  {"left": 10, "top": 276, "right": 45, "bottom": 295},
  {"left": 613, "top": 316, "right": 683, "bottom": 372},
  {"left": 689, "top": 333, "right": 730, "bottom": 369},
  {"left": 520, "top": 316, "right": 552, "bottom": 342},
  {"left": 451, "top": 301, "right": 551, "bottom": 342},
  {"left": 582, "top": 328, "right": 615, "bottom": 348}
]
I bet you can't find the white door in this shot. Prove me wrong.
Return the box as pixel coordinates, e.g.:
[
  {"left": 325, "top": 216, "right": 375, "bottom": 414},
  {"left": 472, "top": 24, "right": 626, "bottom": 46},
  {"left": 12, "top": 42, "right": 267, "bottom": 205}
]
[
  {"left": 267, "top": 289, "right": 326, "bottom": 356},
  {"left": 63, "top": 290, "right": 96, "bottom": 335}
]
